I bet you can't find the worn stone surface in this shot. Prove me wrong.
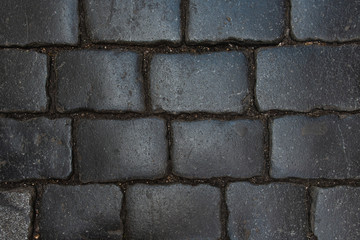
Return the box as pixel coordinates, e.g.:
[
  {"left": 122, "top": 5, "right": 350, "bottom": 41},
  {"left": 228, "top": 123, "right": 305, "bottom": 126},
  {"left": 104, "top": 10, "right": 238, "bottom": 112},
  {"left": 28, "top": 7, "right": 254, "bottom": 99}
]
[
  {"left": 77, "top": 118, "right": 167, "bottom": 182},
  {"left": 0, "top": 118, "right": 72, "bottom": 182},
  {"left": 0, "top": 188, "right": 34, "bottom": 240},
  {"left": 291, "top": 0, "right": 360, "bottom": 42},
  {"left": 188, "top": 0, "right": 285, "bottom": 42},
  {"left": 271, "top": 115, "right": 360, "bottom": 179},
  {"left": 126, "top": 184, "right": 221, "bottom": 240},
  {"left": 227, "top": 183, "right": 308, "bottom": 240},
  {"left": 150, "top": 52, "right": 248, "bottom": 113},
  {"left": 312, "top": 186, "right": 360, "bottom": 240},
  {"left": 84, "top": 0, "right": 181, "bottom": 43},
  {"left": 0, "top": 0, "right": 78, "bottom": 46},
  {"left": 172, "top": 120, "right": 264, "bottom": 178},
  {"left": 39, "top": 184, "right": 123, "bottom": 240},
  {"left": 56, "top": 50, "right": 144, "bottom": 112},
  {"left": 0, "top": 50, "right": 48, "bottom": 112},
  {"left": 256, "top": 45, "right": 360, "bottom": 111}
]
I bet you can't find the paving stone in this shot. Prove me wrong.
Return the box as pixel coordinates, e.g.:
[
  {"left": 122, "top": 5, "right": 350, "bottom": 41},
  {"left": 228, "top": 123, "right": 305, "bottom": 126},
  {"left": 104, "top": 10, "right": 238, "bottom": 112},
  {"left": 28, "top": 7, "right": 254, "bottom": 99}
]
[
  {"left": 188, "top": 0, "right": 285, "bottom": 42},
  {"left": 56, "top": 50, "right": 144, "bottom": 112},
  {"left": 126, "top": 184, "right": 221, "bottom": 240},
  {"left": 172, "top": 120, "right": 264, "bottom": 178},
  {"left": 39, "top": 184, "right": 123, "bottom": 240},
  {"left": 150, "top": 52, "right": 248, "bottom": 113},
  {"left": 0, "top": 0, "right": 78, "bottom": 46},
  {"left": 84, "top": 0, "right": 181, "bottom": 43},
  {"left": 271, "top": 115, "right": 360, "bottom": 179},
  {"left": 0, "top": 118, "right": 72, "bottom": 182},
  {"left": 291, "top": 0, "right": 360, "bottom": 42},
  {"left": 0, "top": 188, "right": 34, "bottom": 240},
  {"left": 311, "top": 186, "right": 360, "bottom": 240},
  {"left": 227, "top": 182, "right": 308, "bottom": 240},
  {"left": 77, "top": 118, "right": 167, "bottom": 182},
  {"left": 256, "top": 45, "right": 360, "bottom": 111},
  {"left": 0, "top": 50, "right": 48, "bottom": 112}
]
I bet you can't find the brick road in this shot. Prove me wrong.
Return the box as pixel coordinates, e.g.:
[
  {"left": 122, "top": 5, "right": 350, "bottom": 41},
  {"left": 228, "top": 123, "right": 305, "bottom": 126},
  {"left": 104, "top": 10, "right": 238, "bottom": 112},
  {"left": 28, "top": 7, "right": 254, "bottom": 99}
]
[{"left": 0, "top": 0, "right": 359, "bottom": 239}]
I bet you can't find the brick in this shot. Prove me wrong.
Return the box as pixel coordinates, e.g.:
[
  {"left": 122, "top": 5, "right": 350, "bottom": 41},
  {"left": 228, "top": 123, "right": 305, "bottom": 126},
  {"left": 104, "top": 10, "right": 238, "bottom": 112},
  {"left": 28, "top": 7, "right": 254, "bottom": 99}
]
[
  {"left": 0, "top": 50, "right": 48, "bottom": 112},
  {"left": 271, "top": 115, "right": 360, "bottom": 179},
  {"left": 188, "top": 0, "right": 285, "bottom": 42},
  {"left": 172, "top": 120, "right": 264, "bottom": 178},
  {"left": 77, "top": 118, "right": 167, "bottom": 182},
  {"left": 126, "top": 184, "right": 221, "bottom": 240},
  {"left": 256, "top": 45, "right": 360, "bottom": 111},
  {"left": 0, "top": 188, "right": 34, "bottom": 240},
  {"left": 84, "top": 0, "right": 181, "bottom": 43},
  {"left": 56, "top": 50, "right": 144, "bottom": 112},
  {"left": 39, "top": 184, "right": 123, "bottom": 240},
  {"left": 227, "top": 183, "right": 308, "bottom": 240},
  {"left": 150, "top": 52, "right": 248, "bottom": 113},
  {"left": 0, "top": 0, "right": 78, "bottom": 46},
  {"left": 0, "top": 118, "right": 72, "bottom": 182},
  {"left": 311, "top": 186, "right": 360, "bottom": 240},
  {"left": 291, "top": 0, "right": 360, "bottom": 42}
]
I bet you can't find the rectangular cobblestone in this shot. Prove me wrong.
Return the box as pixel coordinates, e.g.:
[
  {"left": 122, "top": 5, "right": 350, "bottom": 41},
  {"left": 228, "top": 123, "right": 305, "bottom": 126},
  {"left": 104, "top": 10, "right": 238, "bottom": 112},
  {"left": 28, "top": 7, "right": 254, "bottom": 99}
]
[
  {"left": 77, "top": 118, "right": 167, "bottom": 182},
  {"left": 172, "top": 120, "right": 264, "bottom": 178},
  {"left": 0, "top": 0, "right": 78, "bottom": 46},
  {"left": 84, "top": 0, "right": 181, "bottom": 43},
  {"left": 256, "top": 45, "right": 360, "bottom": 111},
  {"left": 150, "top": 52, "right": 248, "bottom": 113},
  {"left": 126, "top": 184, "right": 221, "bottom": 240},
  {"left": 271, "top": 115, "right": 360, "bottom": 179},
  {"left": 188, "top": 0, "right": 286, "bottom": 43},
  {"left": 227, "top": 183, "right": 308, "bottom": 240},
  {"left": 0, "top": 118, "right": 72, "bottom": 182},
  {"left": 0, "top": 50, "right": 48, "bottom": 112},
  {"left": 56, "top": 50, "right": 144, "bottom": 112}
]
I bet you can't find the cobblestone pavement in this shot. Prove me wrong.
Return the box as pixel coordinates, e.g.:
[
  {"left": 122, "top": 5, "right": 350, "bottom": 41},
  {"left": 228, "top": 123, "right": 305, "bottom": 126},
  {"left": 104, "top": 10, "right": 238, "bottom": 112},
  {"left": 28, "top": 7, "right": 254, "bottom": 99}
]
[{"left": 0, "top": 0, "right": 359, "bottom": 239}]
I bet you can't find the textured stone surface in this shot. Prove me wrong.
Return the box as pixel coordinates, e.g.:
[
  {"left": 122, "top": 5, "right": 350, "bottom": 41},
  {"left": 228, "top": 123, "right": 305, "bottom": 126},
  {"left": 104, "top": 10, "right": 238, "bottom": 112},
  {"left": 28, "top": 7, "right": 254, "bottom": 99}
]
[
  {"left": 312, "top": 186, "right": 360, "bottom": 240},
  {"left": 172, "top": 120, "right": 264, "bottom": 178},
  {"left": 0, "top": 118, "right": 72, "bottom": 182},
  {"left": 0, "top": 50, "right": 48, "bottom": 112},
  {"left": 0, "top": 0, "right": 78, "bottom": 46},
  {"left": 77, "top": 118, "right": 167, "bottom": 182},
  {"left": 84, "top": 0, "right": 181, "bottom": 43},
  {"left": 39, "top": 184, "right": 123, "bottom": 240},
  {"left": 271, "top": 115, "right": 360, "bottom": 179},
  {"left": 188, "top": 0, "right": 285, "bottom": 42},
  {"left": 291, "top": 0, "right": 360, "bottom": 41},
  {"left": 227, "top": 183, "right": 308, "bottom": 240},
  {"left": 150, "top": 52, "right": 248, "bottom": 113},
  {"left": 56, "top": 50, "right": 144, "bottom": 112},
  {"left": 126, "top": 184, "right": 221, "bottom": 240},
  {"left": 256, "top": 45, "right": 360, "bottom": 111},
  {"left": 0, "top": 188, "right": 34, "bottom": 240}
]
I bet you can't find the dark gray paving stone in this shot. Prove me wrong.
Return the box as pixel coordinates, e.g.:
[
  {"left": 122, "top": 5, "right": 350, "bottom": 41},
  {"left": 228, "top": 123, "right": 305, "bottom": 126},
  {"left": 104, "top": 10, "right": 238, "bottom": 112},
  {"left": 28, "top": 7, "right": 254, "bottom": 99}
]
[
  {"left": 291, "top": 0, "right": 360, "bottom": 42},
  {"left": 77, "top": 118, "right": 167, "bottom": 182},
  {"left": 0, "top": 118, "right": 72, "bottom": 182},
  {"left": 56, "top": 50, "right": 144, "bottom": 112},
  {"left": 126, "top": 184, "right": 221, "bottom": 240},
  {"left": 227, "top": 183, "right": 308, "bottom": 240},
  {"left": 84, "top": 0, "right": 181, "bottom": 43},
  {"left": 39, "top": 184, "right": 123, "bottom": 240},
  {"left": 256, "top": 45, "right": 360, "bottom": 111},
  {"left": 0, "top": 0, "right": 78, "bottom": 46},
  {"left": 312, "top": 186, "right": 360, "bottom": 240},
  {"left": 271, "top": 115, "right": 360, "bottom": 179},
  {"left": 188, "top": 0, "right": 285, "bottom": 43},
  {"left": 0, "top": 188, "right": 34, "bottom": 240},
  {"left": 150, "top": 52, "right": 248, "bottom": 113},
  {"left": 0, "top": 50, "right": 48, "bottom": 112},
  {"left": 172, "top": 120, "right": 264, "bottom": 178}
]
